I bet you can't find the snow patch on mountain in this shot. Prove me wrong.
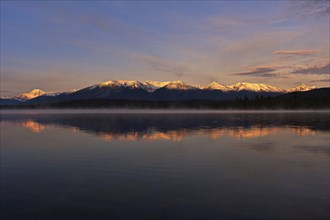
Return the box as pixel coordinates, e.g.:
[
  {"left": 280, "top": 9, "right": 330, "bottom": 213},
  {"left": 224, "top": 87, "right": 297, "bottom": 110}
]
[
  {"left": 100, "top": 80, "right": 145, "bottom": 88},
  {"left": 9, "top": 81, "right": 319, "bottom": 101},
  {"left": 228, "top": 82, "right": 286, "bottom": 93},
  {"left": 286, "top": 84, "right": 316, "bottom": 92},
  {"left": 143, "top": 80, "right": 173, "bottom": 92},
  {"left": 15, "top": 89, "right": 47, "bottom": 101},
  {"left": 89, "top": 80, "right": 148, "bottom": 91},
  {"left": 204, "top": 81, "right": 232, "bottom": 91},
  {"left": 93, "top": 80, "right": 199, "bottom": 92},
  {"left": 163, "top": 80, "right": 197, "bottom": 90}
]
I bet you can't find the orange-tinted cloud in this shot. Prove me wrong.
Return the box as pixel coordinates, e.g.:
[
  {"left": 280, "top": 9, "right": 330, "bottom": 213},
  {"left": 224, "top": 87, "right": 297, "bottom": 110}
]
[
  {"left": 292, "top": 63, "right": 329, "bottom": 75},
  {"left": 309, "top": 79, "right": 330, "bottom": 83},
  {"left": 273, "top": 50, "right": 319, "bottom": 56},
  {"left": 291, "top": 0, "right": 330, "bottom": 17},
  {"left": 232, "top": 67, "right": 277, "bottom": 77}
]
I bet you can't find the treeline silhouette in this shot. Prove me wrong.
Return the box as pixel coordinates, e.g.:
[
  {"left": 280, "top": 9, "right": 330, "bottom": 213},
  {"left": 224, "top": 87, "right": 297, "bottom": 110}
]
[{"left": 2, "top": 88, "right": 329, "bottom": 109}]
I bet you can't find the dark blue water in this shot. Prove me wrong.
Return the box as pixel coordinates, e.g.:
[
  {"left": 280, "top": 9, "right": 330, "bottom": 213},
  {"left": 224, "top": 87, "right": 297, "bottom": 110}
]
[{"left": 1, "top": 111, "right": 329, "bottom": 220}]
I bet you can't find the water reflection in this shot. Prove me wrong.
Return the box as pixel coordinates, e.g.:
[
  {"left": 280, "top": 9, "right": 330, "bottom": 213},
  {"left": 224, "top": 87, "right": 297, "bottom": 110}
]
[
  {"left": 17, "top": 121, "right": 318, "bottom": 141},
  {"left": 18, "top": 120, "right": 46, "bottom": 133},
  {"left": 1, "top": 112, "right": 328, "bottom": 142},
  {"left": 1, "top": 112, "right": 329, "bottom": 220}
]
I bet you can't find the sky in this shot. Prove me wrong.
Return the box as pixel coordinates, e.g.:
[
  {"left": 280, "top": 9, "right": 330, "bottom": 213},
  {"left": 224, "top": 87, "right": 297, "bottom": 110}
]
[{"left": 1, "top": 0, "right": 329, "bottom": 96}]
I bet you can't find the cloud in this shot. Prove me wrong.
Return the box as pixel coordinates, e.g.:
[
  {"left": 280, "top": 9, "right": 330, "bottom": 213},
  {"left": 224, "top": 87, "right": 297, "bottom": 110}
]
[
  {"left": 74, "top": 15, "right": 156, "bottom": 40},
  {"left": 233, "top": 67, "right": 277, "bottom": 77},
  {"left": 291, "top": 0, "right": 330, "bottom": 17},
  {"left": 49, "top": 6, "right": 160, "bottom": 42},
  {"left": 273, "top": 50, "right": 319, "bottom": 56},
  {"left": 202, "top": 14, "right": 289, "bottom": 30},
  {"left": 222, "top": 30, "right": 301, "bottom": 65},
  {"left": 133, "top": 54, "right": 190, "bottom": 78},
  {"left": 309, "top": 79, "right": 330, "bottom": 83},
  {"left": 61, "top": 39, "right": 190, "bottom": 78},
  {"left": 292, "top": 63, "right": 330, "bottom": 75},
  {"left": 203, "top": 17, "right": 244, "bottom": 27}
]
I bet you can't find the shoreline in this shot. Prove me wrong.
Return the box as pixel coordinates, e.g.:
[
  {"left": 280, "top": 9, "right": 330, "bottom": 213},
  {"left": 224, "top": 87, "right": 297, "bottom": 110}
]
[{"left": 1, "top": 109, "right": 329, "bottom": 114}]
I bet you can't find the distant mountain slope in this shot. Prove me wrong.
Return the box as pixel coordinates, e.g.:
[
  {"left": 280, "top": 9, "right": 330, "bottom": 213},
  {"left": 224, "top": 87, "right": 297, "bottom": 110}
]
[
  {"left": 23, "top": 80, "right": 286, "bottom": 103},
  {"left": 228, "top": 82, "right": 286, "bottom": 93},
  {"left": 279, "top": 87, "right": 330, "bottom": 99},
  {"left": 247, "top": 88, "right": 330, "bottom": 109},
  {"left": 286, "top": 84, "right": 316, "bottom": 93},
  {"left": 143, "top": 80, "right": 173, "bottom": 92},
  {"left": 14, "top": 89, "right": 46, "bottom": 101},
  {"left": 1, "top": 80, "right": 322, "bottom": 107},
  {"left": 204, "top": 81, "right": 232, "bottom": 91},
  {"left": 1, "top": 87, "right": 328, "bottom": 109},
  {"left": 0, "top": 98, "right": 22, "bottom": 106}
]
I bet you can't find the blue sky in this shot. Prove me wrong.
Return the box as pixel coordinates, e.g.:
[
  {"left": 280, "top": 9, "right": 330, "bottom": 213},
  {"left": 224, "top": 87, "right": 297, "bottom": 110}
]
[{"left": 1, "top": 0, "right": 329, "bottom": 96}]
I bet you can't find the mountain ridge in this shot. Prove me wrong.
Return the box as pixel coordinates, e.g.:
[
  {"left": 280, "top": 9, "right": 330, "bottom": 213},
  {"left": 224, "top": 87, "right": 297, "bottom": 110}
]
[
  {"left": 1, "top": 80, "right": 322, "bottom": 107},
  {"left": 4, "top": 80, "right": 317, "bottom": 101}
]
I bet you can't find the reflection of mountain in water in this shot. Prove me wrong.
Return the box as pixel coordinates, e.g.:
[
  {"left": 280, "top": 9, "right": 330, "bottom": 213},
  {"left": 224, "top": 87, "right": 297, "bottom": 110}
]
[
  {"left": 97, "top": 127, "right": 317, "bottom": 142},
  {"left": 2, "top": 113, "right": 329, "bottom": 141},
  {"left": 19, "top": 120, "right": 47, "bottom": 133}
]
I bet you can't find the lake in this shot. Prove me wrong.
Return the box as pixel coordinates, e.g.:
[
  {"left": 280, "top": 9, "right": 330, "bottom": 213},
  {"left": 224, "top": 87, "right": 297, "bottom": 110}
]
[{"left": 1, "top": 110, "right": 329, "bottom": 220}]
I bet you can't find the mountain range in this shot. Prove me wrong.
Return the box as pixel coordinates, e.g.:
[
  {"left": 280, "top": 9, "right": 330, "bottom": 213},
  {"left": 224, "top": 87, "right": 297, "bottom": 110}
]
[{"left": 0, "top": 80, "right": 320, "bottom": 106}]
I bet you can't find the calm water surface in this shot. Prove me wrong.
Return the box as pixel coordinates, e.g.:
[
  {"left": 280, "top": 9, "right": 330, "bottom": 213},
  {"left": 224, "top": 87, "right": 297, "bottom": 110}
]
[{"left": 1, "top": 111, "right": 329, "bottom": 220}]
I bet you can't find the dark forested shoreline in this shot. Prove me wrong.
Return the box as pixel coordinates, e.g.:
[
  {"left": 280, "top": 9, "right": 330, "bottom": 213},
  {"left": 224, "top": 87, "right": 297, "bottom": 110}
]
[{"left": 1, "top": 88, "right": 329, "bottom": 110}]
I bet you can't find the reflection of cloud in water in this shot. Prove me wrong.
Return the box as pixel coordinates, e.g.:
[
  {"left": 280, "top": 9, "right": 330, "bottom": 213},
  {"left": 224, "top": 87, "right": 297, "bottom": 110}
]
[
  {"left": 249, "top": 142, "right": 275, "bottom": 152},
  {"left": 294, "top": 145, "right": 330, "bottom": 156}
]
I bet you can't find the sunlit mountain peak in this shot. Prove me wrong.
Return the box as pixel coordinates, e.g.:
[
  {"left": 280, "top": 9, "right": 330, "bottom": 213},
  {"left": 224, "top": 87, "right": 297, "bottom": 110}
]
[
  {"left": 82, "top": 80, "right": 319, "bottom": 94},
  {"left": 97, "top": 80, "right": 147, "bottom": 89},
  {"left": 287, "top": 84, "right": 316, "bottom": 92},
  {"left": 163, "top": 80, "right": 197, "bottom": 90},
  {"left": 143, "top": 80, "right": 173, "bottom": 92},
  {"left": 205, "top": 81, "right": 232, "bottom": 91},
  {"left": 15, "top": 89, "right": 46, "bottom": 101},
  {"left": 228, "top": 82, "right": 285, "bottom": 93},
  {"left": 6, "top": 80, "right": 321, "bottom": 105}
]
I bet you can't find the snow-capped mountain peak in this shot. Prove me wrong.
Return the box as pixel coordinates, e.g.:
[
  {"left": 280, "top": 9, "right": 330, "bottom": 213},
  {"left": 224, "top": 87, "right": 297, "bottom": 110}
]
[
  {"left": 228, "top": 82, "right": 285, "bottom": 93},
  {"left": 144, "top": 80, "right": 172, "bottom": 87},
  {"left": 143, "top": 80, "right": 173, "bottom": 92},
  {"left": 205, "top": 81, "right": 231, "bottom": 91},
  {"left": 143, "top": 80, "right": 197, "bottom": 91},
  {"left": 287, "top": 84, "right": 316, "bottom": 92},
  {"left": 8, "top": 81, "right": 319, "bottom": 103},
  {"left": 91, "top": 80, "right": 187, "bottom": 92},
  {"left": 15, "top": 89, "right": 47, "bottom": 101},
  {"left": 163, "top": 80, "right": 197, "bottom": 90},
  {"left": 95, "top": 80, "right": 147, "bottom": 90},
  {"left": 99, "top": 80, "right": 139, "bottom": 87}
]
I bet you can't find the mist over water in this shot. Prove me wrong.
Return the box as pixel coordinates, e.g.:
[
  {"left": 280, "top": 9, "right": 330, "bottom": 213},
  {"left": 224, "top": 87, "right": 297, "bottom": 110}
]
[
  {"left": 1, "top": 111, "right": 329, "bottom": 220},
  {"left": 1, "top": 109, "right": 329, "bottom": 114}
]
